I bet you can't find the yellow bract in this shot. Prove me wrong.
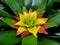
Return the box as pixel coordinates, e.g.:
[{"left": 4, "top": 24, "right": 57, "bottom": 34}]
[
  {"left": 35, "top": 18, "right": 48, "bottom": 25},
  {"left": 16, "top": 27, "right": 27, "bottom": 35},
  {"left": 28, "top": 26, "right": 40, "bottom": 37},
  {"left": 15, "top": 20, "right": 28, "bottom": 27}
]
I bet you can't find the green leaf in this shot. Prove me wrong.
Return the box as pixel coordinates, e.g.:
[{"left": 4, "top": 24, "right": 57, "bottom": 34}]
[
  {"left": 16, "top": 0, "right": 23, "bottom": 7},
  {"left": 1, "top": 17, "right": 15, "bottom": 27},
  {"left": 22, "top": 34, "right": 37, "bottom": 45},
  {"left": 0, "top": 4, "right": 5, "bottom": 10},
  {"left": 46, "top": 23, "right": 57, "bottom": 29},
  {"left": 0, "top": 31, "right": 20, "bottom": 45},
  {"left": 55, "top": 0, "right": 60, "bottom": 2},
  {"left": 37, "top": 0, "right": 47, "bottom": 14},
  {"left": 48, "top": 36, "right": 60, "bottom": 39},
  {"left": 48, "top": 13, "right": 60, "bottom": 24},
  {"left": 0, "top": 21, "right": 7, "bottom": 26},
  {"left": 38, "top": 38, "right": 60, "bottom": 45},
  {"left": 23, "top": 7, "right": 27, "bottom": 12},
  {"left": 32, "top": 0, "right": 42, "bottom": 10},
  {"left": 55, "top": 33, "right": 60, "bottom": 36},
  {"left": 1, "top": 0, "right": 22, "bottom": 16},
  {"left": 46, "top": 0, "right": 55, "bottom": 11},
  {"left": 1, "top": 0, "right": 7, "bottom": 5},
  {"left": 23, "top": 0, "right": 32, "bottom": 9},
  {"left": 32, "top": 0, "right": 42, "bottom": 6},
  {"left": 46, "top": 12, "right": 60, "bottom": 28},
  {"left": 0, "top": 10, "right": 13, "bottom": 19},
  {"left": 46, "top": 10, "right": 57, "bottom": 19}
]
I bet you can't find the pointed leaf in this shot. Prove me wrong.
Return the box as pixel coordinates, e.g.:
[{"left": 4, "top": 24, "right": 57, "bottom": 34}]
[
  {"left": 1, "top": 17, "right": 15, "bottom": 27},
  {"left": 16, "top": 0, "right": 23, "bottom": 7},
  {"left": 37, "top": 0, "right": 47, "bottom": 14},
  {"left": 23, "top": 0, "right": 32, "bottom": 9},
  {"left": 1, "top": 0, "right": 22, "bottom": 16},
  {"left": 46, "top": 12, "right": 60, "bottom": 28},
  {"left": 46, "top": 23, "right": 57, "bottom": 29},
  {"left": 46, "top": 0, "right": 55, "bottom": 11},
  {"left": 0, "top": 10, "right": 13, "bottom": 19},
  {"left": 32, "top": 0, "right": 42, "bottom": 10}
]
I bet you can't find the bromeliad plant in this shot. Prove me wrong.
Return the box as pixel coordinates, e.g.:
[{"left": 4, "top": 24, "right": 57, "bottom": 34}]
[
  {"left": 15, "top": 9, "right": 48, "bottom": 37},
  {"left": 0, "top": 0, "right": 60, "bottom": 45}
]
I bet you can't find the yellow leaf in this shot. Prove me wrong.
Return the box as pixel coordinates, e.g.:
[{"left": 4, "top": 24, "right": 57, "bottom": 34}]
[
  {"left": 18, "top": 12, "right": 24, "bottom": 20},
  {"left": 16, "top": 27, "right": 27, "bottom": 35},
  {"left": 31, "top": 11, "right": 37, "bottom": 19},
  {"left": 24, "top": 12, "right": 28, "bottom": 15},
  {"left": 35, "top": 18, "right": 48, "bottom": 25},
  {"left": 15, "top": 20, "right": 27, "bottom": 27},
  {"left": 20, "top": 14, "right": 24, "bottom": 20},
  {"left": 28, "top": 26, "right": 40, "bottom": 37}
]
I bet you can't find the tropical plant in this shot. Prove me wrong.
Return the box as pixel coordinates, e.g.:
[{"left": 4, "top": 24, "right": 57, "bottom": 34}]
[{"left": 0, "top": 0, "right": 60, "bottom": 45}]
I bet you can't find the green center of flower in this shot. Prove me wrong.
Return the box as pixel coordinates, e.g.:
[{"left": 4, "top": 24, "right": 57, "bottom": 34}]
[{"left": 23, "top": 15, "right": 35, "bottom": 27}]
